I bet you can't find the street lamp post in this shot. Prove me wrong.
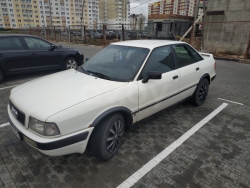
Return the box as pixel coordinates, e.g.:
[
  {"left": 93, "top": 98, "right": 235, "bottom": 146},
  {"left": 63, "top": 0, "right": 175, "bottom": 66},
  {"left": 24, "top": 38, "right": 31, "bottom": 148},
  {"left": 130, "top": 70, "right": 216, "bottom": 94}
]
[
  {"left": 48, "top": 0, "right": 53, "bottom": 36},
  {"left": 26, "top": 7, "right": 31, "bottom": 29},
  {"left": 80, "top": 0, "right": 85, "bottom": 39},
  {"left": 40, "top": 1, "right": 46, "bottom": 37}
]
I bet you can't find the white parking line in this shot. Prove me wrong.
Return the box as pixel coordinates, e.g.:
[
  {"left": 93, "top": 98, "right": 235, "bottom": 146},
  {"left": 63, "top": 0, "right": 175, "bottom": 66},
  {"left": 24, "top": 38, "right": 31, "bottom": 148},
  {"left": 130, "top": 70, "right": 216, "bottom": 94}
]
[
  {"left": 218, "top": 98, "right": 243, "bottom": 105},
  {"left": 0, "top": 122, "right": 10, "bottom": 128},
  {"left": 117, "top": 103, "right": 228, "bottom": 188},
  {"left": 0, "top": 85, "right": 18, "bottom": 90}
]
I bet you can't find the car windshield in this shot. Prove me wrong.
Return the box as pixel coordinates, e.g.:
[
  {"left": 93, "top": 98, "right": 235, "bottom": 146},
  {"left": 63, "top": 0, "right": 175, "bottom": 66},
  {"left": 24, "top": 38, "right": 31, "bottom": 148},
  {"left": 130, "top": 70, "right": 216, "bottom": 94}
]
[{"left": 81, "top": 45, "right": 150, "bottom": 82}]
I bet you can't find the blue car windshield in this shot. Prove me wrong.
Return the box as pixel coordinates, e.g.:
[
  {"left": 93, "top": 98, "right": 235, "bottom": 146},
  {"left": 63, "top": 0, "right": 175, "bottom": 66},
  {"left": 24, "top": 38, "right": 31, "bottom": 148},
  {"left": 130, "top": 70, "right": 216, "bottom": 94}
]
[{"left": 81, "top": 45, "right": 150, "bottom": 82}]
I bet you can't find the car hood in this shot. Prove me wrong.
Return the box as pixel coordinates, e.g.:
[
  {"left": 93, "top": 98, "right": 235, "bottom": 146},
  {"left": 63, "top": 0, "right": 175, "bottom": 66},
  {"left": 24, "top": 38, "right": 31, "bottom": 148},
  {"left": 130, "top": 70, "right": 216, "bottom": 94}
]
[{"left": 10, "top": 69, "right": 128, "bottom": 122}]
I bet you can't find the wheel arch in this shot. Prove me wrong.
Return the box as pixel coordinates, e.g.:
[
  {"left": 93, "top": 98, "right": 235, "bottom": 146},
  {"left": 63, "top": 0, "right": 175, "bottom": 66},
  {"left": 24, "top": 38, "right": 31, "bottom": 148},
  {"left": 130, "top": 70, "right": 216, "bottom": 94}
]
[
  {"left": 199, "top": 73, "right": 210, "bottom": 84},
  {"left": 64, "top": 55, "right": 79, "bottom": 63},
  {"left": 91, "top": 106, "right": 133, "bottom": 130},
  {"left": 0, "top": 66, "right": 5, "bottom": 76},
  {"left": 0, "top": 67, "right": 5, "bottom": 83}
]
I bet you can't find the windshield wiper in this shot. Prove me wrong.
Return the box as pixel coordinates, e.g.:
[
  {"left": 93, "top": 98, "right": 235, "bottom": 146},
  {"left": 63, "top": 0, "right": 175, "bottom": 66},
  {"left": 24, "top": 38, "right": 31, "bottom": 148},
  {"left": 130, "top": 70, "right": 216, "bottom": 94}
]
[
  {"left": 78, "top": 66, "right": 88, "bottom": 74},
  {"left": 87, "top": 70, "right": 111, "bottom": 80}
]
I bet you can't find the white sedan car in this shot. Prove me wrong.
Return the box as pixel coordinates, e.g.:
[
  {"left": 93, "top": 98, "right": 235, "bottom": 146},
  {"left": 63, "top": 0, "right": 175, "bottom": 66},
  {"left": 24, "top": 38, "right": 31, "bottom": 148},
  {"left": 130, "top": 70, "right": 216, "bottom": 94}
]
[{"left": 8, "top": 40, "right": 216, "bottom": 160}]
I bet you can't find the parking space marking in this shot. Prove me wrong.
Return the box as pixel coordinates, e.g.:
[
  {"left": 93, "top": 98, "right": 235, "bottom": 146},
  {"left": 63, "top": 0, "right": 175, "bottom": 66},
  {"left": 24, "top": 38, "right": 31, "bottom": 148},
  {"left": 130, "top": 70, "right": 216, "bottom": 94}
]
[
  {"left": 218, "top": 98, "right": 244, "bottom": 105},
  {"left": 0, "top": 122, "right": 10, "bottom": 128},
  {"left": 117, "top": 103, "right": 228, "bottom": 188},
  {"left": 0, "top": 85, "right": 18, "bottom": 90}
]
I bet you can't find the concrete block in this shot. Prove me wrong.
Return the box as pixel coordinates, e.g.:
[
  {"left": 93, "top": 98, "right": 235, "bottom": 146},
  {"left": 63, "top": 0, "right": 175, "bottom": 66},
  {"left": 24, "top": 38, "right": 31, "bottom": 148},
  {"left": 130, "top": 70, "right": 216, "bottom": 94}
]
[
  {"left": 212, "top": 0, "right": 229, "bottom": 11},
  {"left": 225, "top": 11, "right": 242, "bottom": 22},
  {"left": 240, "top": 11, "right": 250, "bottom": 21},
  {"left": 228, "top": 0, "right": 245, "bottom": 11},
  {"left": 245, "top": 0, "right": 250, "bottom": 10}
]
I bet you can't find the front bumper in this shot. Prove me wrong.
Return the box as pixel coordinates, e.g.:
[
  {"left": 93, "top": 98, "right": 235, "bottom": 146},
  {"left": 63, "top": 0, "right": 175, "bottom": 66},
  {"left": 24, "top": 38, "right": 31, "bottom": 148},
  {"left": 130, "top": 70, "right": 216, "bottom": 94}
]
[
  {"left": 78, "top": 54, "right": 84, "bottom": 66},
  {"left": 8, "top": 105, "right": 93, "bottom": 156},
  {"left": 211, "top": 74, "right": 216, "bottom": 82}
]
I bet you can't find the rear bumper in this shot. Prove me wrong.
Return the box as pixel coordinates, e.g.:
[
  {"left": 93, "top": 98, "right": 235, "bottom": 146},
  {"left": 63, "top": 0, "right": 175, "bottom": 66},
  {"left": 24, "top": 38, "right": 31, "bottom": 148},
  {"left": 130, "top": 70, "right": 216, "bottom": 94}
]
[{"left": 8, "top": 105, "right": 93, "bottom": 156}]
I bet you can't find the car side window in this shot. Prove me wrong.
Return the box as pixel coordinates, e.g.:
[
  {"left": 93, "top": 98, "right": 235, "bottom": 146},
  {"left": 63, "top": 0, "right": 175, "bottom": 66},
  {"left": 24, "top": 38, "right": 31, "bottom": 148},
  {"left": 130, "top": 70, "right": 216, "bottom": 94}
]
[
  {"left": 173, "top": 45, "right": 198, "bottom": 68},
  {"left": 23, "top": 37, "right": 51, "bottom": 50},
  {"left": 0, "top": 37, "right": 24, "bottom": 50},
  {"left": 186, "top": 45, "right": 203, "bottom": 62},
  {"left": 141, "top": 46, "right": 175, "bottom": 79}
]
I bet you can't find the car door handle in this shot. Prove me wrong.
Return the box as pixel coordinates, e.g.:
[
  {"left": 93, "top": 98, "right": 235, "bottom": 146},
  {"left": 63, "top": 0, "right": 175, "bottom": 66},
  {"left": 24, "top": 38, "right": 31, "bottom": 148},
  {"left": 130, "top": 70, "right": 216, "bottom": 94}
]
[
  {"left": 0, "top": 54, "right": 2, "bottom": 57},
  {"left": 173, "top": 75, "right": 178, "bottom": 80},
  {"left": 196, "top": 67, "right": 199, "bottom": 71},
  {"left": 31, "top": 52, "right": 36, "bottom": 55}
]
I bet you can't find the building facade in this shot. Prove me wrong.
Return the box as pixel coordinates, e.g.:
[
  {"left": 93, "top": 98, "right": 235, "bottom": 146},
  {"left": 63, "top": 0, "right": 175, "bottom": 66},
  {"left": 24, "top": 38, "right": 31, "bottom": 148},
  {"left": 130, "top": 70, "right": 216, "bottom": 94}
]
[
  {"left": 129, "top": 14, "right": 145, "bottom": 31},
  {"left": 147, "top": 14, "right": 193, "bottom": 39},
  {"left": 203, "top": 0, "right": 250, "bottom": 58},
  {"left": 0, "top": 0, "right": 100, "bottom": 29},
  {"left": 148, "top": 0, "right": 198, "bottom": 17},
  {"left": 98, "top": 0, "right": 130, "bottom": 30}
]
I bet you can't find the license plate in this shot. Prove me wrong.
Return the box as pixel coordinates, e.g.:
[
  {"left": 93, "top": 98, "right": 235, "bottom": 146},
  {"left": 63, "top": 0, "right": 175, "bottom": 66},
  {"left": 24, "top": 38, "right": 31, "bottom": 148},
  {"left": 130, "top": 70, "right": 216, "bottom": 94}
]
[{"left": 11, "top": 126, "right": 20, "bottom": 140}]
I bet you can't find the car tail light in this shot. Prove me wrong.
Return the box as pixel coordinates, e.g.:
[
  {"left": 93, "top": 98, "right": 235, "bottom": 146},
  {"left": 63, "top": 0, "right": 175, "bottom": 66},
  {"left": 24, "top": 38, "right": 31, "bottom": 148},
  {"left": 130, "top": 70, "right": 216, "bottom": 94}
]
[{"left": 214, "top": 62, "right": 216, "bottom": 70}]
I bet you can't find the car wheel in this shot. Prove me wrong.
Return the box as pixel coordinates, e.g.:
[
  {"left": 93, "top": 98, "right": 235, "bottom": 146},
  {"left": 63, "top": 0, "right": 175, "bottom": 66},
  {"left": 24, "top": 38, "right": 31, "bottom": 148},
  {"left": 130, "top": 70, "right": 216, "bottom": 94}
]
[
  {"left": 0, "top": 69, "right": 4, "bottom": 84},
  {"left": 65, "top": 57, "right": 78, "bottom": 69},
  {"left": 89, "top": 113, "right": 125, "bottom": 160},
  {"left": 192, "top": 79, "right": 209, "bottom": 106}
]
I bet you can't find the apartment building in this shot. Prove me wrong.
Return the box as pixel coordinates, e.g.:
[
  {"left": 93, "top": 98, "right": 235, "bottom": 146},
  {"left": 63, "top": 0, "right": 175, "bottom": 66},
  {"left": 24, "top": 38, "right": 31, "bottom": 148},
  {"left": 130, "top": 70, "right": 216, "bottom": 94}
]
[
  {"left": 0, "top": 0, "right": 99, "bottom": 29},
  {"left": 99, "top": 0, "right": 130, "bottom": 30},
  {"left": 148, "top": 0, "right": 198, "bottom": 17}
]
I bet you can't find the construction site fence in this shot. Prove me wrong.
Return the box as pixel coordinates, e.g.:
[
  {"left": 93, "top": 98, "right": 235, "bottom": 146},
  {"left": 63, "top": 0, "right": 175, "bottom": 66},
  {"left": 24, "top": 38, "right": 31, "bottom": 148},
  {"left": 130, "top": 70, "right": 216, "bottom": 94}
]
[{"left": 7, "top": 22, "right": 195, "bottom": 45}]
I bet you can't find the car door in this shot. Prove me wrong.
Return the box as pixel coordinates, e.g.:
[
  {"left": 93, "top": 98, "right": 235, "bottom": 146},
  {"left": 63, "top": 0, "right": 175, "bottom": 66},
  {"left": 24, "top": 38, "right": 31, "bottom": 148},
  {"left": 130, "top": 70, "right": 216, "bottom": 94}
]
[
  {"left": 22, "top": 36, "right": 62, "bottom": 70},
  {"left": 172, "top": 44, "right": 204, "bottom": 100},
  {"left": 137, "top": 45, "right": 180, "bottom": 121},
  {"left": 0, "top": 36, "right": 31, "bottom": 74}
]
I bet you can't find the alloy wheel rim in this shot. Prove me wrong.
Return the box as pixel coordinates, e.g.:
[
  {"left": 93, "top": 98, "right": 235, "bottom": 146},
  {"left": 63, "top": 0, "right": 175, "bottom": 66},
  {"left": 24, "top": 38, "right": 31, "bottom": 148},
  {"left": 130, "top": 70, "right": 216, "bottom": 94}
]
[
  {"left": 198, "top": 82, "right": 208, "bottom": 102},
  {"left": 66, "top": 60, "right": 77, "bottom": 69},
  {"left": 106, "top": 120, "right": 123, "bottom": 153}
]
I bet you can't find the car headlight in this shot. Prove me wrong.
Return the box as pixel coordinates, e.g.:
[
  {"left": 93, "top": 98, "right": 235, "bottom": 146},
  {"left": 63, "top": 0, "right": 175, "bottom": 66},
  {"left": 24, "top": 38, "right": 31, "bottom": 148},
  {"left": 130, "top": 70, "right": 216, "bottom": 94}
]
[{"left": 29, "top": 117, "right": 60, "bottom": 136}]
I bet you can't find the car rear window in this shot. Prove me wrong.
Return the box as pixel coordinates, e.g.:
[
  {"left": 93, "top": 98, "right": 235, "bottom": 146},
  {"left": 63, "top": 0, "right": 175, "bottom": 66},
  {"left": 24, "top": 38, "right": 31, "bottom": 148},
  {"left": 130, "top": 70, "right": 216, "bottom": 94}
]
[{"left": 0, "top": 37, "right": 24, "bottom": 50}]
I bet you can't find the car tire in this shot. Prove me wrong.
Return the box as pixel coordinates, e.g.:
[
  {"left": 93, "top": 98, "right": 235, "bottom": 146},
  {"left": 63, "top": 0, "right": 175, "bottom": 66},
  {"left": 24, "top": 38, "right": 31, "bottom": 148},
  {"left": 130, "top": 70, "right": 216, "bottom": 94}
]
[
  {"left": 89, "top": 113, "right": 125, "bottom": 160},
  {"left": 0, "top": 69, "right": 4, "bottom": 84},
  {"left": 192, "top": 79, "right": 209, "bottom": 106},
  {"left": 65, "top": 57, "right": 78, "bottom": 70}
]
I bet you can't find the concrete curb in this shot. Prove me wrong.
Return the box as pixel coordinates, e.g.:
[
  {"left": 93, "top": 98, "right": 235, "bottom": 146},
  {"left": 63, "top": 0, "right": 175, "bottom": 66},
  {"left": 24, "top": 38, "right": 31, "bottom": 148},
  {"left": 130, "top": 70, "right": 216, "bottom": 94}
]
[
  {"left": 239, "top": 59, "right": 250, "bottom": 64},
  {"left": 214, "top": 56, "right": 250, "bottom": 64},
  {"left": 214, "top": 56, "right": 240, "bottom": 62}
]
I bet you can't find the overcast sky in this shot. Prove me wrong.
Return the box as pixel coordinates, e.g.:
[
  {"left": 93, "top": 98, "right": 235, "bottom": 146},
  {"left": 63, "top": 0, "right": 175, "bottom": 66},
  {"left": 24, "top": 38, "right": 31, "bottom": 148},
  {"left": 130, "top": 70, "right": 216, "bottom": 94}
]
[{"left": 130, "top": 0, "right": 159, "bottom": 16}]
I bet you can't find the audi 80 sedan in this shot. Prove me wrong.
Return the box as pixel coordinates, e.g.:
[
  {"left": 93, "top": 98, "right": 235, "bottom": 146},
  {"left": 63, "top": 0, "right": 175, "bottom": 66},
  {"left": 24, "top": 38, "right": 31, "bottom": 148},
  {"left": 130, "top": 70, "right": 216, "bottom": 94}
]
[{"left": 8, "top": 40, "right": 216, "bottom": 160}]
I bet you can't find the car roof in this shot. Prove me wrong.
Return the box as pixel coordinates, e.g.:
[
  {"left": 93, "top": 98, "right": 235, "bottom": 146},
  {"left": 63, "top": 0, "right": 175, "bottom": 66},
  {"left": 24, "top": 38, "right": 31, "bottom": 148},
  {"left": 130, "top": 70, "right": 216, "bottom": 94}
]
[
  {"left": 111, "top": 40, "right": 186, "bottom": 50},
  {"left": 0, "top": 34, "right": 40, "bottom": 37}
]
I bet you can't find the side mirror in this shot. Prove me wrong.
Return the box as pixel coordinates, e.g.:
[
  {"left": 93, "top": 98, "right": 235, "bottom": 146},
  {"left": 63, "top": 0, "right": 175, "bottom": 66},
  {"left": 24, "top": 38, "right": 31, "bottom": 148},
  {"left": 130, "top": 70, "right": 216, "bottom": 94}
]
[
  {"left": 51, "top": 45, "right": 56, "bottom": 51},
  {"left": 142, "top": 71, "right": 162, "bottom": 83},
  {"left": 85, "top": 58, "right": 89, "bottom": 62}
]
